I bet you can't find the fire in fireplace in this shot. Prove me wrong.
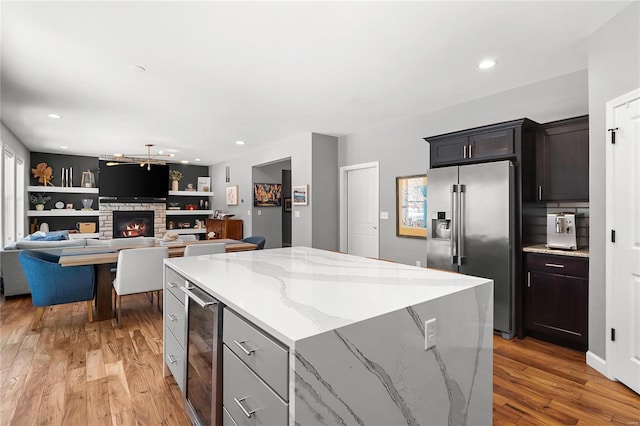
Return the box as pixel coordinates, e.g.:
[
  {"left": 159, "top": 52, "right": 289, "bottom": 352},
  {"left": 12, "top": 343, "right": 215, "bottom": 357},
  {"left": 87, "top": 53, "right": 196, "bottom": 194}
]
[{"left": 113, "top": 210, "right": 154, "bottom": 238}]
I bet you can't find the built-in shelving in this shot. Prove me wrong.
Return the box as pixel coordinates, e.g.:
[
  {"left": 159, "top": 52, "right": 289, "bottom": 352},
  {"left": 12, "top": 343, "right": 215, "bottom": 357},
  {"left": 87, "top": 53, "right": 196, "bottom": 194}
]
[
  {"left": 27, "top": 185, "right": 99, "bottom": 194},
  {"left": 166, "top": 229, "right": 206, "bottom": 235},
  {"left": 27, "top": 210, "right": 100, "bottom": 217},
  {"left": 68, "top": 233, "right": 99, "bottom": 240},
  {"left": 166, "top": 209, "right": 214, "bottom": 216}
]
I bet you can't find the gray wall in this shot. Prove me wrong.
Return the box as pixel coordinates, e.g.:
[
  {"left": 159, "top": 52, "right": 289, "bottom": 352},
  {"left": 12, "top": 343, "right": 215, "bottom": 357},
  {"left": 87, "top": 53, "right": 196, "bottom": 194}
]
[
  {"left": 587, "top": 1, "right": 640, "bottom": 360},
  {"left": 311, "top": 133, "right": 339, "bottom": 251},
  {"left": 210, "top": 133, "right": 313, "bottom": 247},
  {"left": 339, "top": 70, "right": 589, "bottom": 266},
  {"left": 252, "top": 159, "right": 291, "bottom": 249}
]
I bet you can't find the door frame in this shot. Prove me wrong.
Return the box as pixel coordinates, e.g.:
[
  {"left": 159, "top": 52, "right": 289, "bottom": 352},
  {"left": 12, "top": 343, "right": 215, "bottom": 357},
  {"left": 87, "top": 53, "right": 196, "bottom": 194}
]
[
  {"left": 604, "top": 87, "right": 640, "bottom": 380},
  {"left": 339, "top": 161, "right": 379, "bottom": 255}
]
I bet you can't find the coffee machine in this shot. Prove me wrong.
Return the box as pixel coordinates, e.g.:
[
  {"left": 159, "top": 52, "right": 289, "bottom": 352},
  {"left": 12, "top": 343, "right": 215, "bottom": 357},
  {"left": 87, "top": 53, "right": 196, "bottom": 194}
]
[{"left": 546, "top": 213, "right": 580, "bottom": 250}]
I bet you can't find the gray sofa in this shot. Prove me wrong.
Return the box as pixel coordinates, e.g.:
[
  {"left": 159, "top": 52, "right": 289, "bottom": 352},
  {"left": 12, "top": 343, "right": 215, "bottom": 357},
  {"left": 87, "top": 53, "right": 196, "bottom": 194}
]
[{"left": 1, "top": 238, "right": 108, "bottom": 296}]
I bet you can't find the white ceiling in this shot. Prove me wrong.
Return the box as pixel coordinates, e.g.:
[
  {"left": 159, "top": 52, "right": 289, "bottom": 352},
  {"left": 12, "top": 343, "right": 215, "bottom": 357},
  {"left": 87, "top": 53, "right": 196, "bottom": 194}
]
[{"left": 0, "top": 1, "right": 631, "bottom": 165}]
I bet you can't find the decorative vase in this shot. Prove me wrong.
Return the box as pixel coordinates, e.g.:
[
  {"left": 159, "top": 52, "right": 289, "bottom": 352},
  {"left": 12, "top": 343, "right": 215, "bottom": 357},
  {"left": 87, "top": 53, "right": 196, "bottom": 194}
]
[
  {"left": 35, "top": 204, "right": 44, "bottom": 211},
  {"left": 171, "top": 180, "right": 179, "bottom": 191}
]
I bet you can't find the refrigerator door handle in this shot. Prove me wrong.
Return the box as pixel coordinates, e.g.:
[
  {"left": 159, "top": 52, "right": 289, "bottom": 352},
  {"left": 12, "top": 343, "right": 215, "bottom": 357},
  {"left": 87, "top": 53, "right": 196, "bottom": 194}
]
[
  {"left": 451, "top": 184, "right": 458, "bottom": 264},
  {"left": 458, "top": 184, "right": 466, "bottom": 266}
]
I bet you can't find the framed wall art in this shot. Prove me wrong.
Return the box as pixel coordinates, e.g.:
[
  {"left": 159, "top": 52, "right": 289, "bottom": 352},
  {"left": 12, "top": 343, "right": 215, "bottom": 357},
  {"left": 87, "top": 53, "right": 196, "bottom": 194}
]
[
  {"left": 396, "top": 175, "right": 427, "bottom": 238},
  {"left": 253, "top": 183, "right": 282, "bottom": 207},
  {"left": 292, "top": 185, "right": 308, "bottom": 205},
  {"left": 226, "top": 185, "right": 238, "bottom": 205},
  {"left": 197, "top": 177, "right": 211, "bottom": 192},
  {"left": 284, "top": 198, "right": 292, "bottom": 212}
]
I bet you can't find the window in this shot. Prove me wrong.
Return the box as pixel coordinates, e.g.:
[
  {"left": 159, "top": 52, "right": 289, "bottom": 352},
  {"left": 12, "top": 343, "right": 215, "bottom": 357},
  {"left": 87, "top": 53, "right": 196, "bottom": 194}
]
[
  {"left": 16, "top": 156, "right": 25, "bottom": 240},
  {"left": 3, "top": 146, "right": 16, "bottom": 246},
  {"left": 0, "top": 141, "right": 3, "bottom": 246}
]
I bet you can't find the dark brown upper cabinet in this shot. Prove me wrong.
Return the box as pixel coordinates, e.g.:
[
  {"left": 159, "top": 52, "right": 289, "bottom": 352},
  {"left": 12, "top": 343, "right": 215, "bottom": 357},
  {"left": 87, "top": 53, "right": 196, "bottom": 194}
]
[
  {"left": 536, "top": 115, "right": 589, "bottom": 201},
  {"left": 425, "top": 119, "right": 537, "bottom": 168}
]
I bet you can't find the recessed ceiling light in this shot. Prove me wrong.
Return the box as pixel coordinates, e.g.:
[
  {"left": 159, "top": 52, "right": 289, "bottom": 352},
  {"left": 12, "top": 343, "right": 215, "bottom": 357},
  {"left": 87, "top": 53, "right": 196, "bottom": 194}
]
[
  {"left": 194, "top": 158, "right": 201, "bottom": 162},
  {"left": 59, "top": 145, "right": 68, "bottom": 150},
  {"left": 129, "top": 65, "right": 146, "bottom": 72},
  {"left": 478, "top": 59, "right": 497, "bottom": 69},
  {"left": 48, "top": 113, "right": 62, "bottom": 119},
  {"left": 235, "top": 140, "right": 246, "bottom": 145},
  {"left": 180, "top": 160, "right": 189, "bottom": 164}
]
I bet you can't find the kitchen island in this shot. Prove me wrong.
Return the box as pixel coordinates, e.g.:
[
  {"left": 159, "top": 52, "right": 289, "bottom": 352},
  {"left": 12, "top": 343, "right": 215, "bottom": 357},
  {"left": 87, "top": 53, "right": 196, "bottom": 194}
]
[{"left": 163, "top": 247, "right": 493, "bottom": 425}]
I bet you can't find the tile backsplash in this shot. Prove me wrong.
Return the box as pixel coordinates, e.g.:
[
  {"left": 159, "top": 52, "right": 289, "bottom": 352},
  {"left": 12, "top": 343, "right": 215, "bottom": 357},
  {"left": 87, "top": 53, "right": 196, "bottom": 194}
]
[{"left": 523, "top": 202, "right": 589, "bottom": 248}]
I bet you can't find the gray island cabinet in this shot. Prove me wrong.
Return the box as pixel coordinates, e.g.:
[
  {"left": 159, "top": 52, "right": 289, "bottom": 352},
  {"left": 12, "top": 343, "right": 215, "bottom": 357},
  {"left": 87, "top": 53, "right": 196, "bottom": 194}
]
[{"left": 163, "top": 247, "right": 493, "bottom": 425}]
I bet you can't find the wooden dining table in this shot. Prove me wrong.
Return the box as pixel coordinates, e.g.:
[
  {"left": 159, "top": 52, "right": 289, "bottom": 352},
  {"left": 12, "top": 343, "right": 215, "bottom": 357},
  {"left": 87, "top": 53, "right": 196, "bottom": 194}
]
[{"left": 58, "top": 239, "right": 256, "bottom": 321}]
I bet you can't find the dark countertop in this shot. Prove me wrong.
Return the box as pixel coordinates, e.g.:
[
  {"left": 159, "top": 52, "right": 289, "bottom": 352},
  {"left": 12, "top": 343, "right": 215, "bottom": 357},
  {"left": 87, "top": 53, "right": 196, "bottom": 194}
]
[{"left": 523, "top": 244, "right": 589, "bottom": 258}]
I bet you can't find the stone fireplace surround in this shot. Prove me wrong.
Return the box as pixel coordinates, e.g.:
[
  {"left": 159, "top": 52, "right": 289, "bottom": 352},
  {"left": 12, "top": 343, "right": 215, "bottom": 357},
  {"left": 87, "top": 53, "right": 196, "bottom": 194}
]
[{"left": 99, "top": 202, "right": 166, "bottom": 240}]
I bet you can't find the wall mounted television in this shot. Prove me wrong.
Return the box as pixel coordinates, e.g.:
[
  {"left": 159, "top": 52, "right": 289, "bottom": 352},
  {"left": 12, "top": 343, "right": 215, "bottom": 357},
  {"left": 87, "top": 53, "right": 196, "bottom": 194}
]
[{"left": 98, "top": 160, "right": 169, "bottom": 200}]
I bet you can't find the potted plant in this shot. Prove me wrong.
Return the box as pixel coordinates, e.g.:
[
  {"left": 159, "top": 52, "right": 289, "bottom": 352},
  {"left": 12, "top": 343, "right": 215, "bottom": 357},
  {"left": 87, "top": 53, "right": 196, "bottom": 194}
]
[
  {"left": 30, "top": 193, "right": 51, "bottom": 211},
  {"left": 169, "top": 170, "right": 183, "bottom": 191}
]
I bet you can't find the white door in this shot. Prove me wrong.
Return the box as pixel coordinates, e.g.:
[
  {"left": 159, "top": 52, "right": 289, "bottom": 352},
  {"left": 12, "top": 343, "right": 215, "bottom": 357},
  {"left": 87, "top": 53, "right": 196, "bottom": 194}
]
[
  {"left": 342, "top": 163, "right": 379, "bottom": 258},
  {"left": 607, "top": 88, "right": 640, "bottom": 394}
]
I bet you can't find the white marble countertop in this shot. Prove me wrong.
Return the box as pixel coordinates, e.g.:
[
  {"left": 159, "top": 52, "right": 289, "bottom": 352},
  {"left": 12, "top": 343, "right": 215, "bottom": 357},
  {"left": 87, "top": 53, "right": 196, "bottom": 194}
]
[
  {"left": 165, "top": 247, "right": 491, "bottom": 346},
  {"left": 523, "top": 244, "right": 589, "bottom": 258}
]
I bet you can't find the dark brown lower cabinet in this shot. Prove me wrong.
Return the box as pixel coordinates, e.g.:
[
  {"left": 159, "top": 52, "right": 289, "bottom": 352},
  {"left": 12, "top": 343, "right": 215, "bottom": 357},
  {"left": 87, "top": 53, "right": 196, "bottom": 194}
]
[{"left": 525, "top": 253, "right": 588, "bottom": 351}]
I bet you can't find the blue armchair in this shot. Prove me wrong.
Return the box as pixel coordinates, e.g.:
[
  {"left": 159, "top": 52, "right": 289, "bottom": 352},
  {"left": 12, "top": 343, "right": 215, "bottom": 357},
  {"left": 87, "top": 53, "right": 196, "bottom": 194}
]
[
  {"left": 19, "top": 250, "right": 95, "bottom": 330},
  {"left": 242, "top": 236, "right": 266, "bottom": 250}
]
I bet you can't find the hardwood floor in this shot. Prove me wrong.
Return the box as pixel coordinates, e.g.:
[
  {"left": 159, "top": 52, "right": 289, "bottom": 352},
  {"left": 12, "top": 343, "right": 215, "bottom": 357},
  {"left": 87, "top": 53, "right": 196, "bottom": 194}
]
[
  {"left": 0, "top": 293, "right": 188, "bottom": 426},
  {"left": 1, "top": 294, "right": 638, "bottom": 425},
  {"left": 493, "top": 335, "right": 640, "bottom": 425}
]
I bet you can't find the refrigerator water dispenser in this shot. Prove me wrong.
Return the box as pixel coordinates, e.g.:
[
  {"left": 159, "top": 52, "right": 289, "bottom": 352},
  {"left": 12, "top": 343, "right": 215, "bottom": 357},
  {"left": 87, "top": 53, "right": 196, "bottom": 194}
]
[{"left": 432, "top": 211, "right": 452, "bottom": 240}]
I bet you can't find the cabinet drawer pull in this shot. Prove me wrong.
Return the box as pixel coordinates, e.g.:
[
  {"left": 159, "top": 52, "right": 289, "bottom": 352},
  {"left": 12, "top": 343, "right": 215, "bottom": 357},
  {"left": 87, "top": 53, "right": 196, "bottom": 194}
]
[
  {"left": 181, "top": 286, "right": 217, "bottom": 308},
  {"left": 168, "top": 281, "right": 179, "bottom": 288},
  {"left": 544, "top": 263, "right": 565, "bottom": 268},
  {"left": 468, "top": 144, "right": 473, "bottom": 158},
  {"left": 233, "top": 340, "right": 256, "bottom": 356},
  {"left": 527, "top": 272, "right": 531, "bottom": 287},
  {"left": 538, "top": 186, "right": 542, "bottom": 201},
  {"left": 234, "top": 396, "right": 257, "bottom": 418},
  {"left": 166, "top": 354, "right": 177, "bottom": 365},
  {"left": 463, "top": 145, "right": 467, "bottom": 159},
  {"left": 168, "top": 314, "right": 178, "bottom": 322}
]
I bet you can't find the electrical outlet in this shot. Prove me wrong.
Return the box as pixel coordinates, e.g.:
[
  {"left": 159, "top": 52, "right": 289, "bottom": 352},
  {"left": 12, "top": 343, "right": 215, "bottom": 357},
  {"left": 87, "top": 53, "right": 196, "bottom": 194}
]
[
  {"left": 295, "top": 211, "right": 301, "bottom": 218},
  {"left": 416, "top": 260, "right": 422, "bottom": 267},
  {"left": 425, "top": 318, "right": 436, "bottom": 350}
]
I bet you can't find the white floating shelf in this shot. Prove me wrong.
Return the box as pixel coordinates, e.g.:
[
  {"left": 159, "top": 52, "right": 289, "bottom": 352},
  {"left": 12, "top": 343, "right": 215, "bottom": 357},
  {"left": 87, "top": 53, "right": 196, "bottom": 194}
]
[
  {"left": 27, "top": 210, "right": 100, "bottom": 217},
  {"left": 28, "top": 186, "right": 99, "bottom": 194},
  {"left": 68, "top": 233, "right": 99, "bottom": 240},
  {"left": 166, "top": 210, "right": 214, "bottom": 216},
  {"left": 168, "top": 190, "right": 213, "bottom": 197},
  {"left": 165, "top": 229, "right": 206, "bottom": 235}
]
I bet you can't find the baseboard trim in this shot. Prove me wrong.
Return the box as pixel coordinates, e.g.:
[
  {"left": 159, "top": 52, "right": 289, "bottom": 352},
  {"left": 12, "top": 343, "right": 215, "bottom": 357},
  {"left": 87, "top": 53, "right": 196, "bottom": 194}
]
[{"left": 586, "top": 350, "right": 612, "bottom": 379}]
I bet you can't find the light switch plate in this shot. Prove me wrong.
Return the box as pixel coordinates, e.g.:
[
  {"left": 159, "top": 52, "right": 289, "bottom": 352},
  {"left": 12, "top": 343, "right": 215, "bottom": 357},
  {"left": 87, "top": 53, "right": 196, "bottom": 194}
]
[
  {"left": 295, "top": 211, "right": 301, "bottom": 218},
  {"left": 380, "top": 212, "right": 389, "bottom": 220}
]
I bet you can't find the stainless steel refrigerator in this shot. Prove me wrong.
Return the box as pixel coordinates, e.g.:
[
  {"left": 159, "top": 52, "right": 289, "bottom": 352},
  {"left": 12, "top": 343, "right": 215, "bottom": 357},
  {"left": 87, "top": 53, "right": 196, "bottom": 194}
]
[{"left": 427, "top": 160, "right": 516, "bottom": 338}]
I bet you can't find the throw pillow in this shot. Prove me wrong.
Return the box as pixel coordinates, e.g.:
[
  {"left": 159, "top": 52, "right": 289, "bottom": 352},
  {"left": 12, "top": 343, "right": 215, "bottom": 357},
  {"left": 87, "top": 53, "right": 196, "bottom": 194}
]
[{"left": 28, "top": 230, "right": 70, "bottom": 241}]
